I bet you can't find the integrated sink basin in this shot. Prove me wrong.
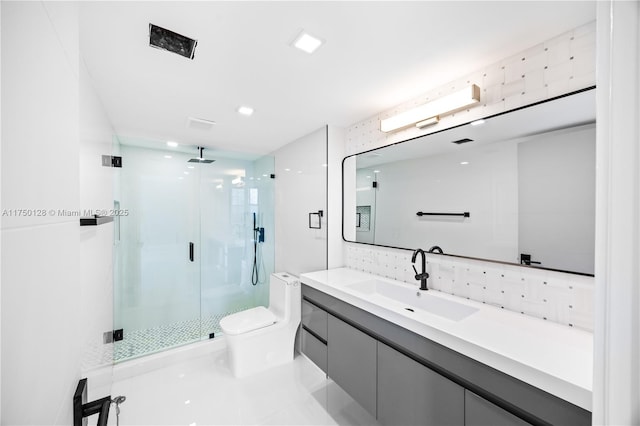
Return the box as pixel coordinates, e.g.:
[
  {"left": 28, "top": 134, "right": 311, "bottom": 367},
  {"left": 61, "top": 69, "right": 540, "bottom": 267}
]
[{"left": 346, "top": 279, "right": 478, "bottom": 321}]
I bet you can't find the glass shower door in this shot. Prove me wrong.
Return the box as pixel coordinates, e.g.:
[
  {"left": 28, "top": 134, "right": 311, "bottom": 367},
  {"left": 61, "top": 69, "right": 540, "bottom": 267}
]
[
  {"left": 198, "top": 155, "right": 275, "bottom": 338},
  {"left": 114, "top": 146, "right": 201, "bottom": 361}
]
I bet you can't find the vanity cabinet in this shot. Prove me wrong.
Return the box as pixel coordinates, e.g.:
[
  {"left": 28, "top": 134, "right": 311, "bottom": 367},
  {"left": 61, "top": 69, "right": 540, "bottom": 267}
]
[
  {"left": 377, "top": 342, "right": 464, "bottom": 426},
  {"left": 327, "top": 315, "right": 377, "bottom": 416},
  {"left": 465, "top": 390, "right": 531, "bottom": 426},
  {"left": 300, "top": 284, "right": 591, "bottom": 426}
]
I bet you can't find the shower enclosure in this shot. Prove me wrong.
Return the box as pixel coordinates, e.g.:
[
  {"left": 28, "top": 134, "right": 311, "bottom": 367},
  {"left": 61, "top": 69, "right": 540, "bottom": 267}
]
[{"left": 113, "top": 142, "right": 274, "bottom": 361}]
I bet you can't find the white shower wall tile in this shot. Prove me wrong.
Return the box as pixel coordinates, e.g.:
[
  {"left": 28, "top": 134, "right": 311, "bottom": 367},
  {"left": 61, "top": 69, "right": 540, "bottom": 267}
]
[{"left": 342, "top": 22, "right": 595, "bottom": 332}]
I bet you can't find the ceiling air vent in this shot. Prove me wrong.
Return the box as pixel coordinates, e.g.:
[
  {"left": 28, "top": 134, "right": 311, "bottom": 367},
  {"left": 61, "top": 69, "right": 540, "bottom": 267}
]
[
  {"left": 187, "top": 117, "right": 216, "bottom": 131},
  {"left": 149, "top": 24, "right": 197, "bottom": 59},
  {"left": 451, "top": 138, "right": 474, "bottom": 145}
]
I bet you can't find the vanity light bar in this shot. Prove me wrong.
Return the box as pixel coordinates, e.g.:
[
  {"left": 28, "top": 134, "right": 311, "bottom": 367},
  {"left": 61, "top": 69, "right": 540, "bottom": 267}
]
[
  {"left": 416, "top": 116, "right": 439, "bottom": 129},
  {"left": 380, "top": 84, "right": 481, "bottom": 133}
]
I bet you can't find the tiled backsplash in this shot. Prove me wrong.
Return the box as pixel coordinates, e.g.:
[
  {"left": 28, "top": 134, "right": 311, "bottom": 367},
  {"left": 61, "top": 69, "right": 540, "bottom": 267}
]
[
  {"left": 343, "top": 21, "right": 596, "bottom": 332},
  {"left": 345, "top": 245, "right": 594, "bottom": 331}
]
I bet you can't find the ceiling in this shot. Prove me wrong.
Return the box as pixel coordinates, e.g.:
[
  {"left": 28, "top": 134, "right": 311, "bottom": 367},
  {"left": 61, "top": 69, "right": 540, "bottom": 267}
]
[{"left": 79, "top": 1, "right": 596, "bottom": 159}]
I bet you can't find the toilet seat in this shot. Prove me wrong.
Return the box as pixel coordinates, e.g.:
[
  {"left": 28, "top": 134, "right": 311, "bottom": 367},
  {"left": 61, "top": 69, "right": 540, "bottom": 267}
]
[{"left": 220, "top": 306, "right": 277, "bottom": 335}]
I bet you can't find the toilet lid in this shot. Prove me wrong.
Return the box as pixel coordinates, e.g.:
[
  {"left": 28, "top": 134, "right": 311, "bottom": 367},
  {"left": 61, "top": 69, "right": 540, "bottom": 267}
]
[{"left": 219, "top": 306, "right": 277, "bottom": 335}]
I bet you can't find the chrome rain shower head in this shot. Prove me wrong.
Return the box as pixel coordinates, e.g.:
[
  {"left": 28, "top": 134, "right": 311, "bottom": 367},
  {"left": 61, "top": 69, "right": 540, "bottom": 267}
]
[{"left": 188, "top": 147, "right": 215, "bottom": 164}]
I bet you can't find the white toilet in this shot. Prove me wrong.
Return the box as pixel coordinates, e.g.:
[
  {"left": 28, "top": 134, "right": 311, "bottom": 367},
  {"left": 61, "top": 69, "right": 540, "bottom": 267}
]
[{"left": 219, "top": 272, "right": 301, "bottom": 378}]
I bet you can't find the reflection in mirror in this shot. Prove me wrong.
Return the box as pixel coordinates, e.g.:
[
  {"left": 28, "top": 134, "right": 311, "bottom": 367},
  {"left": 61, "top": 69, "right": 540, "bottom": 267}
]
[{"left": 343, "top": 88, "right": 596, "bottom": 275}]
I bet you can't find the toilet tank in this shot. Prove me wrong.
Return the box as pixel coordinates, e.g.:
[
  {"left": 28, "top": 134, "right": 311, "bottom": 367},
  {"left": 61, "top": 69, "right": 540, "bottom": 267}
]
[{"left": 268, "top": 272, "right": 300, "bottom": 321}]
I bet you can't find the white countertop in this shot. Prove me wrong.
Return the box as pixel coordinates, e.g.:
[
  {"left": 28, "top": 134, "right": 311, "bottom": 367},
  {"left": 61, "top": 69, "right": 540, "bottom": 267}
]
[{"left": 300, "top": 267, "right": 593, "bottom": 411}]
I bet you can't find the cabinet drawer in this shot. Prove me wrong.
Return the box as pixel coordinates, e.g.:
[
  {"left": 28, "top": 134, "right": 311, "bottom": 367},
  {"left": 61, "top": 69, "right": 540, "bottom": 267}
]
[
  {"left": 301, "top": 328, "right": 327, "bottom": 373},
  {"left": 302, "top": 299, "right": 328, "bottom": 341}
]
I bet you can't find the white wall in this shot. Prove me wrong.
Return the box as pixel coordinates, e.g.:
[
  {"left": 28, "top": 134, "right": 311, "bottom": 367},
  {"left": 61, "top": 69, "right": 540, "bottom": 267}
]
[
  {"left": 327, "top": 126, "right": 345, "bottom": 269},
  {"left": 593, "top": 1, "right": 640, "bottom": 424},
  {"left": 78, "top": 54, "right": 117, "bottom": 375},
  {"left": 1, "top": 2, "right": 3, "bottom": 419},
  {"left": 1, "top": 3, "right": 115, "bottom": 423},
  {"left": 518, "top": 125, "right": 596, "bottom": 274},
  {"left": 370, "top": 140, "right": 519, "bottom": 261},
  {"left": 274, "top": 127, "right": 327, "bottom": 276}
]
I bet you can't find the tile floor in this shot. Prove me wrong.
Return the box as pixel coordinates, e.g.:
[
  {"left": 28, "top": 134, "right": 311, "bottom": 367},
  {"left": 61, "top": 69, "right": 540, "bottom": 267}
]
[
  {"left": 115, "top": 311, "right": 250, "bottom": 362},
  {"left": 104, "top": 349, "right": 379, "bottom": 425}
]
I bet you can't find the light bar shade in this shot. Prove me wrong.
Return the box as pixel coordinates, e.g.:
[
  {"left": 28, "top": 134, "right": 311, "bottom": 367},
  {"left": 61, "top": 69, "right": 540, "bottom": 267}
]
[
  {"left": 380, "top": 84, "right": 480, "bottom": 133},
  {"left": 415, "top": 116, "right": 439, "bottom": 129}
]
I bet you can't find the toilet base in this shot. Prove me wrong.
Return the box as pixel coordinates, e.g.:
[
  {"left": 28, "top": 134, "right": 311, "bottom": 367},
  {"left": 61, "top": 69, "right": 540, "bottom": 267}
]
[{"left": 224, "top": 323, "right": 297, "bottom": 378}]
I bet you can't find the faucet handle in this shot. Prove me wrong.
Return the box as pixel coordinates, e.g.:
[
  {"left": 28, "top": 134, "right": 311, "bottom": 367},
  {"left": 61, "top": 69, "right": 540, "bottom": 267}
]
[{"left": 412, "top": 264, "right": 419, "bottom": 277}]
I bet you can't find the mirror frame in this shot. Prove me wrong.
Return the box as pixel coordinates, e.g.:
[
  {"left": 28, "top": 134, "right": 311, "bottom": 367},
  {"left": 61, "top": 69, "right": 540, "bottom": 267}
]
[{"left": 342, "top": 86, "right": 596, "bottom": 277}]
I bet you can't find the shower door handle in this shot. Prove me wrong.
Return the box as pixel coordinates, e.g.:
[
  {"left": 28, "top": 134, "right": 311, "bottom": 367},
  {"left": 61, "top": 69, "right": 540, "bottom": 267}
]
[{"left": 189, "top": 242, "right": 194, "bottom": 262}]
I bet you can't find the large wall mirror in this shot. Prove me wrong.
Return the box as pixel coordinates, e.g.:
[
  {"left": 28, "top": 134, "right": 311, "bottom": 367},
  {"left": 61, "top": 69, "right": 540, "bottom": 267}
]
[{"left": 343, "top": 88, "right": 596, "bottom": 275}]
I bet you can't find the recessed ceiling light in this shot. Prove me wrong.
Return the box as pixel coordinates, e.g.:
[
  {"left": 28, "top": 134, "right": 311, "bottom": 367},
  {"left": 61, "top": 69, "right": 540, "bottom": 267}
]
[
  {"left": 167, "top": 141, "right": 179, "bottom": 147},
  {"left": 237, "top": 106, "right": 254, "bottom": 116},
  {"left": 292, "top": 31, "right": 323, "bottom": 54},
  {"left": 470, "top": 119, "right": 485, "bottom": 126},
  {"left": 285, "top": 168, "right": 291, "bottom": 172},
  {"left": 460, "top": 161, "right": 470, "bottom": 165}
]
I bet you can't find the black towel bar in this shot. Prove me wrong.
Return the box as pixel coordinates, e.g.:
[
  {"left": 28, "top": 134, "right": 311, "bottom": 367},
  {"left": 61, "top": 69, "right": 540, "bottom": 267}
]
[{"left": 416, "top": 212, "right": 470, "bottom": 217}]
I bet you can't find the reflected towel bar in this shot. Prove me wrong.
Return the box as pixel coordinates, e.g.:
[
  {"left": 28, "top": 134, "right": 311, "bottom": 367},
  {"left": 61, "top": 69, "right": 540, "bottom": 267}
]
[{"left": 416, "top": 212, "right": 470, "bottom": 217}]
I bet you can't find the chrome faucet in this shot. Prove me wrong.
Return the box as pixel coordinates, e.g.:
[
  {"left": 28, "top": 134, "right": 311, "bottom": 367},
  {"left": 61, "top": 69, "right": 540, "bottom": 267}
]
[{"left": 411, "top": 248, "right": 429, "bottom": 291}]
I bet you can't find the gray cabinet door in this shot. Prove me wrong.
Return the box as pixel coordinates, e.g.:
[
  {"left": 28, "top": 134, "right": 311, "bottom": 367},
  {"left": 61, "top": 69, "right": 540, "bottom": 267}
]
[
  {"left": 327, "top": 314, "right": 377, "bottom": 417},
  {"left": 377, "top": 342, "right": 464, "bottom": 426},
  {"left": 465, "top": 390, "right": 531, "bottom": 426}
]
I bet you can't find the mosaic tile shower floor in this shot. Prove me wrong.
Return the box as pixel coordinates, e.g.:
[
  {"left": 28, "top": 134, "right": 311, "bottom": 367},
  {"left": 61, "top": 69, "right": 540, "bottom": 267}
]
[{"left": 114, "top": 309, "right": 251, "bottom": 362}]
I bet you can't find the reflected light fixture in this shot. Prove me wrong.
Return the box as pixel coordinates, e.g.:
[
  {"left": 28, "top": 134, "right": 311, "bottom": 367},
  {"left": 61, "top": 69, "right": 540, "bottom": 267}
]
[
  {"left": 292, "top": 31, "right": 323, "bottom": 54},
  {"left": 166, "top": 141, "right": 179, "bottom": 147},
  {"left": 380, "top": 84, "right": 481, "bottom": 133},
  {"left": 237, "top": 106, "right": 254, "bottom": 116},
  {"left": 470, "top": 119, "right": 485, "bottom": 126}
]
